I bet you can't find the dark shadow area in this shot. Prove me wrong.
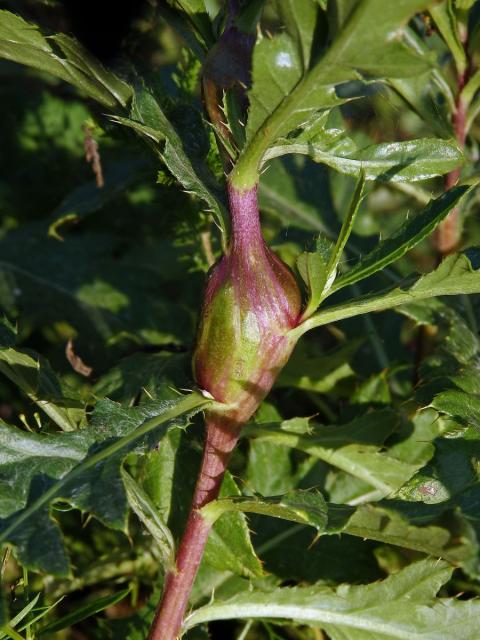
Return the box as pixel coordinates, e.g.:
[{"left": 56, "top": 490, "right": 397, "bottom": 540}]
[{"left": 62, "top": 1, "right": 149, "bottom": 62}]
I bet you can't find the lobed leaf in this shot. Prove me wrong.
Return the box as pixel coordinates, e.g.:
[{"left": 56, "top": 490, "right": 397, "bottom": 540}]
[
  {"left": 0, "top": 393, "right": 209, "bottom": 575},
  {"left": 203, "top": 486, "right": 468, "bottom": 562},
  {"left": 184, "top": 559, "right": 480, "bottom": 638},
  {"left": 111, "top": 89, "right": 227, "bottom": 234}
]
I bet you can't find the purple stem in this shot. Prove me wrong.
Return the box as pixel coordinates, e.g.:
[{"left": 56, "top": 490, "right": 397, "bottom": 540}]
[
  {"left": 228, "top": 182, "right": 263, "bottom": 253},
  {"left": 147, "top": 416, "right": 241, "bottom": 640},
  {"left": 435, "top": 79, "right": 468, "bottom": 255}
]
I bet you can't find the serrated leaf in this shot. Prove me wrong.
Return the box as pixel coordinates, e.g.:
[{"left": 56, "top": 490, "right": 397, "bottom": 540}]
[
  {"left": 234, "top": 0, "right": 433, "bottom": 183},
  {"left": 0, "top": 392, "right": 209, "bottom": 575},
  {"left": 299, "top": 170, "right": 365, "bottom": 319},
  {"left": 343, "top": 501, "right": 467, "bottom": 560},
  {"left": 111, "top": 89, "right": 227, "bottom": 234},
  {"left": 204, "top": 487, "right": 466, "bottom": 561},
  {"left": 297, "top": 250, "right": 329, "bottom": 313},
  {"left": 297, "top": 252, "right": 480, "bottom": 338},
  {"left": 51, "top": 33, "right": 132, "bottom": 106},
  {"left": 0, "top": 11, "right": 132, "bottom": 108},
  {"left": 265, "top": 137, "right": 463, "bottom": 181},
  {"left": 184, "top": 558, "right": 480, "bottom": 638},
  {"left": 325, "top": 171, "right": 364, "bottom": 278},
  {"left": 331, "top": 185, "right": 470, "bottom": 293},
  {"left": 202, "top": 489, "right": 332, "bottom": 532},
  {"left": 244, "top": 410, "right": 426, "bottom": 495}
]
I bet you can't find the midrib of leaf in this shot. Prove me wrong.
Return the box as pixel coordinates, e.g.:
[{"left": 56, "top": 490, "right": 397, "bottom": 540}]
[
  {"left": 263, "top": 141, "right": 461, "bottom": 176},
  {"left": 230, "top": 1, "right": 374, "bottom": 188},
  {"left": 0, "top": 392, "right": 210, "bottom": 545},
  {"left": 184, "top": 599, "right": 445, "bottom": 639}
]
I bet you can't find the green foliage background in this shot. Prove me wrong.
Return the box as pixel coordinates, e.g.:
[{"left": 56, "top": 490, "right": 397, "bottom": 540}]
[{"left": 1, "top": 1, "right": 480, "bottom": 638}]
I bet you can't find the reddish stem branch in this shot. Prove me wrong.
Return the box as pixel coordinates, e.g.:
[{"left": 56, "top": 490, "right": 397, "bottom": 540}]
[
  {"left": 434, "top": 88, "right": 467, "bottom": 255},
  {"left": 147, "top": 415, "right": 241, "bottom": 640}
]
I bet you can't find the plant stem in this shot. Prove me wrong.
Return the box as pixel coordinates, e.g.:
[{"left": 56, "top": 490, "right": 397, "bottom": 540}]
[
  {"left": 434, "top": 92, "right": 467, "bottom": 254},
  {"left": 147, "top": 415, "right": 241, "bottom": 640}
]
